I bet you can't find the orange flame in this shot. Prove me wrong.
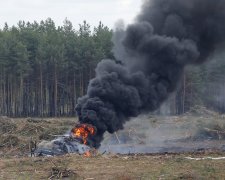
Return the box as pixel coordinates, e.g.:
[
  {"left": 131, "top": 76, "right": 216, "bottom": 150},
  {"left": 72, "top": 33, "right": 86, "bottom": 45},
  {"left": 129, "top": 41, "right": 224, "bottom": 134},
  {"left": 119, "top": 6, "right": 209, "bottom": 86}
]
[
  {"left": 84, "top": 151, "right": 91, "bottom": 157},
  {"left": 71, "top": 124, "right": 96, "bottom": 145}
]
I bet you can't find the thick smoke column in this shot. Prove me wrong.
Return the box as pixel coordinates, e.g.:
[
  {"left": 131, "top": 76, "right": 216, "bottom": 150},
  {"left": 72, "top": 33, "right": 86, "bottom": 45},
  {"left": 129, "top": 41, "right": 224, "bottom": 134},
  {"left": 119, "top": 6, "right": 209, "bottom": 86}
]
[{"left": 76, "top": 0, "right": 225, "bottom": 148}]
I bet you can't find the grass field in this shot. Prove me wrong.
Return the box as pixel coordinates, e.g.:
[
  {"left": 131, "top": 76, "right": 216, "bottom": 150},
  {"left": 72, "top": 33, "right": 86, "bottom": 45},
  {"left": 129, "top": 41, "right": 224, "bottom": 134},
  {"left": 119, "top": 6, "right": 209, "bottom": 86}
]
[
  {"left": 0, "top": 152, "right": 225, "bottom": 179},
  {"left": 0, "top": 113, "right": 225, "bottom": 179}
]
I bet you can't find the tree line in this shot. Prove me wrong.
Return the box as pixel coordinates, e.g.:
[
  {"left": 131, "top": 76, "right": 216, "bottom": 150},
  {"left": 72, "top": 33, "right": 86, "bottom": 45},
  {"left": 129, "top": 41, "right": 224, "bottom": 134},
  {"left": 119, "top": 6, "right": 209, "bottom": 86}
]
[
  {"left": 0, "top": 18, "right": 113, "bottom": 117},
  {"left": 0, "top": 18, "right": 224, "bottom": 117},
  {"left": 161, "top": 52, "right": 225, "bottom": 115}
]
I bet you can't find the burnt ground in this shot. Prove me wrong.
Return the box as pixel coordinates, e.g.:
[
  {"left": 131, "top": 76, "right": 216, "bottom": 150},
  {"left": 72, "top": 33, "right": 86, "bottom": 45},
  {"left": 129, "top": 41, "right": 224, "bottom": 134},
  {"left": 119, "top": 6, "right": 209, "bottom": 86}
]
[{"left": 0, "top": 111, "right": 225, "bottom": 179}]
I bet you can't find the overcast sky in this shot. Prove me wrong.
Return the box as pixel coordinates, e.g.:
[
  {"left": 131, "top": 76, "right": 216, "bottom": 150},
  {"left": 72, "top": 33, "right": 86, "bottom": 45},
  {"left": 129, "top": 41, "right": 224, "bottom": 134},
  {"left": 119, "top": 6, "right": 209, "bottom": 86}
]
[{"left": 0, "top": 0, "right": 143, "bottom": 29}]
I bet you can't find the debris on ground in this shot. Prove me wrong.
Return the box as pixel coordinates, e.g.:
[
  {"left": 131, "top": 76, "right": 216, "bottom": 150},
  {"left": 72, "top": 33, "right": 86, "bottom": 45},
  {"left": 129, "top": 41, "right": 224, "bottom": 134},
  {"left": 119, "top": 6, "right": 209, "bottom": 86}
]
[
  {"left": 0, "top": 118, "right": 76, "bottom": 157},
  {"left": 48, "top": 167, "right": 78, "bottom": 179},
  {"left": 185, "top": 156, "right": 225, "bottom": 160}
]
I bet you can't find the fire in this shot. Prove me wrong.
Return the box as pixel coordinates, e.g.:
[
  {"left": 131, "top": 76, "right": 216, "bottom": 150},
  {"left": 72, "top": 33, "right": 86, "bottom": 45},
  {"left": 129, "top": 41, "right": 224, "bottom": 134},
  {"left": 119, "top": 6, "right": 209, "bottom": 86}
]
[
  {"left": 84, "top": 151, "right": 91, "bottom": 157},
  {"left": 71, "top": 124, "right": 96, "bottom": 145}
]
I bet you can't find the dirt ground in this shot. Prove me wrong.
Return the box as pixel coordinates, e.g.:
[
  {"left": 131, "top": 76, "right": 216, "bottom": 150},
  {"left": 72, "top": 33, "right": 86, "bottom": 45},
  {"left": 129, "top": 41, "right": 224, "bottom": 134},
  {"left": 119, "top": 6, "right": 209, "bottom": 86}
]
[
  {"left": 0, "top": 152, "right": 225, "bottom": 179},
  {"left": 0, "top": 113, "right": 225, "bottom": 179}
]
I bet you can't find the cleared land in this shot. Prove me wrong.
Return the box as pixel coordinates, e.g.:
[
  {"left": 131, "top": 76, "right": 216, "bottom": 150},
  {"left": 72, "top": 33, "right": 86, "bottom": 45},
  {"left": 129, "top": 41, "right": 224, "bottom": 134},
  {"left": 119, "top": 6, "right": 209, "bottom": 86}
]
[
  {"left": 1, "top": 152, "right": 225, "bottom": 179},
  {"left": 0, "top": 112, "right": 225, "bottom": 179}
]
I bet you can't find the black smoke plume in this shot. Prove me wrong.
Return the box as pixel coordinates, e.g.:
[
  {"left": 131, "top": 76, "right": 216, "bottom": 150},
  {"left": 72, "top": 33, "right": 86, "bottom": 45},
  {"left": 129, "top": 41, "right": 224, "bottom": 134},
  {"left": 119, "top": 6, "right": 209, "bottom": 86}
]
[{"left": 76, "top": 0, "right": 225, "bottom": 148}]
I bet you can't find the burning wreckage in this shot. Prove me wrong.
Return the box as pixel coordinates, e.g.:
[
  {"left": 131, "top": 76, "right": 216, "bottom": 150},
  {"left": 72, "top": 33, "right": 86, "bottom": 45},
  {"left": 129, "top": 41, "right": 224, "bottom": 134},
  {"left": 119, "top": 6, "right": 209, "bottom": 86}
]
[{"left": 35, "top": 123, "right": 96, "bottom": 157}]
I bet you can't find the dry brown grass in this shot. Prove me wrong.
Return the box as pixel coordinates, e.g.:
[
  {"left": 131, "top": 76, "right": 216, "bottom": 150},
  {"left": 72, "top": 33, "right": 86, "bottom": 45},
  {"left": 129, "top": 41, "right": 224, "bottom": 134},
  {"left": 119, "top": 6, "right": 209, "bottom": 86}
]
[
  {"left": 0, "top": 117, "right": 76, "bottom": 157},
  {"left": 0, "top": 153, "right": 225, "bottom": 179},
  {"left": 0, "top": 116, "right": 225, "bottom": 179}
]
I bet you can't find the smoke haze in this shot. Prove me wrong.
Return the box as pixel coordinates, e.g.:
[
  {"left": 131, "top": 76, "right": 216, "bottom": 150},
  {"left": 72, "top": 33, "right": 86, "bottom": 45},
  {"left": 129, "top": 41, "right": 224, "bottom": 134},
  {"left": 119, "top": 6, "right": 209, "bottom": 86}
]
[{"left": 76, "top": 0, "right": 225, "bottom": 148}]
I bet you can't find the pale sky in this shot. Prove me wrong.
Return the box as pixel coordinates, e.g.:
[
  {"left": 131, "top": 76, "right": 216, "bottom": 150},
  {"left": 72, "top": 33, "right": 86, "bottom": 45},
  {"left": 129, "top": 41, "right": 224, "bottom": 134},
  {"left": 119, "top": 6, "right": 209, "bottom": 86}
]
[{"left": 0, "top": 0, "right": 143, "bottom": 29}]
